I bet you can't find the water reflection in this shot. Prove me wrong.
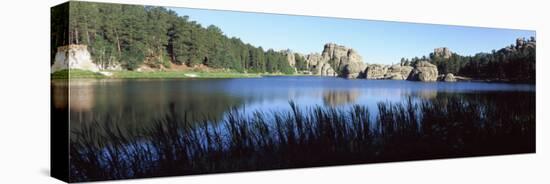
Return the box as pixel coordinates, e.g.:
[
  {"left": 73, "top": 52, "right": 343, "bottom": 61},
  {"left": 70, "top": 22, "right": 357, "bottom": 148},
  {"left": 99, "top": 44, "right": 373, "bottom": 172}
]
[
  {"left": 51, "top": 77, "right": 535, "bottom": 128},
  {"left": 59, "top": 77, "right": 535, "bottom": 182},
  {"left": 322, "top": 89, "right": 360, "bottom": 106},
  {"left": 51, "top": 80, "right": 68, "bottom": 110},
  {"left": 68, "top": 80, "right": 96, "bottom": 112}
]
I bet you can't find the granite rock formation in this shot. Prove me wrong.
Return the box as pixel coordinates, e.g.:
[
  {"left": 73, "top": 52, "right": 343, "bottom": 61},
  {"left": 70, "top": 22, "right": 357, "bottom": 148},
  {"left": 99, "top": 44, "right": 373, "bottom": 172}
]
[
  {"left": 443, "top": 73, "right": 457, "bottom": 82},
  {"left": 408, "top": 61, "right": 438, "bottom": 82},
  {"left": 321, "top": 43, "right": 366, "bottom": 78},
  {"left": 433, "top": 47, "right": 452, "bottom": 59},
  {"left": 364, "top": 64, "right": 388, "bottom": 79},
  {"left": 51, "top": 44, "right": 100, "bottom": 73}
]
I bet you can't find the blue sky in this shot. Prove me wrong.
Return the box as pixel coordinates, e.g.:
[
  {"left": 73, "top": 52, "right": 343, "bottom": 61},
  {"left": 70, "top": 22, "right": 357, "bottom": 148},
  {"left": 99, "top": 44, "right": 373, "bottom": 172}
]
[{"left": 170, "top": 7, "right": 535, "bottom": 65}]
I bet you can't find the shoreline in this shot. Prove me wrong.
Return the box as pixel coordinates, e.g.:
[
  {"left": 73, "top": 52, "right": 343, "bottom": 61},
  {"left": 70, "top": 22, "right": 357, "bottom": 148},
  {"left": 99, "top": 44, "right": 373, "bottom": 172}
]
[
  {"left": 51, "top": 69, "right": 535, "bottom": 84},
  {"left": 51, "top": 69, "right": 265, "bottom": 79}
]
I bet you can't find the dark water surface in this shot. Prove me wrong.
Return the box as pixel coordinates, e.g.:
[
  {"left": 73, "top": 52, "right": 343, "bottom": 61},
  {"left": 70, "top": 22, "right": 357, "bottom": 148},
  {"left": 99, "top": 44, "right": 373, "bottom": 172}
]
[
  {"left": 54, "top": 76, "right": 536, "bottom": 182},
  {"left": 52, "top": 76, "right": 535, "bottom": 128}
]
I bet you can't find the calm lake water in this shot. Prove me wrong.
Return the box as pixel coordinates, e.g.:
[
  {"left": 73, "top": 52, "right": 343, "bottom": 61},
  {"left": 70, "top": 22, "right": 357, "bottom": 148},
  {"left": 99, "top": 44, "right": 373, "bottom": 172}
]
[{"left": 52, "top": 76, "right": 535, "bottom": 128}]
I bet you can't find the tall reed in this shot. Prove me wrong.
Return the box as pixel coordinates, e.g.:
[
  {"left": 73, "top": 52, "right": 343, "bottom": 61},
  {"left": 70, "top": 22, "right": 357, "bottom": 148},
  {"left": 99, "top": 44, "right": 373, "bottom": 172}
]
[{"left": 69, "top": 94, "right": 535, "bottom": 182}]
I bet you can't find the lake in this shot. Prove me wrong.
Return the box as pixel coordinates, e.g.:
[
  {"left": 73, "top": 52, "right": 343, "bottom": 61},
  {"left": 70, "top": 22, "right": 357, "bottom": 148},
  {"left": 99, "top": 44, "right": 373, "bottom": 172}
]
[
  {"left": 55, "top": 76, "right": 536, "bottom": 181},
  {"left": 52, "top": 76, "right": 535, "bottom": 129}
]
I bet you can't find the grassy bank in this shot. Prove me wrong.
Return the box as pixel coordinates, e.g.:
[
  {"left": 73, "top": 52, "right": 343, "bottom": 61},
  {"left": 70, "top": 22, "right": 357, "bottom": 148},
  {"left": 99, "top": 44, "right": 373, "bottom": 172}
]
[
  {"left": 51, "top": 69, "right": 105, "bottom": 79},
  {"left": 51, "top": 69, "right": 262, "bottom": 79},
  {"left": 69, "top": 94, "right": 535, "bottom": 182},
  {"left": 113, "top": 70, "right": 261, "bottom": 79}
]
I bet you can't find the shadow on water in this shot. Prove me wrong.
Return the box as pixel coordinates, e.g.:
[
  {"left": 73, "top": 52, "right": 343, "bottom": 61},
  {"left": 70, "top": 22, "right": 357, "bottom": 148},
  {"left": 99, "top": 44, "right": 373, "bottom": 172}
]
[{"left": 67, "top": 92, "right": 535, "bottom": 182}]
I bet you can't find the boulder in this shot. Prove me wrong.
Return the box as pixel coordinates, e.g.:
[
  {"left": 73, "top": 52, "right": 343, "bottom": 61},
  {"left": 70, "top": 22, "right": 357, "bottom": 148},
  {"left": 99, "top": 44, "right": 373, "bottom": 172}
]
[
  {"left": 408, "top": 61, "right": 438, "bottom": 82},
  {"left": 444, "top": 73, "right": 457, "bottom": 82},
  {"left": 343, "top": 62, "right": 367, "bottom": 79},
  {"left": 51, "top": 44, "right": 100, "bottom": 73}
]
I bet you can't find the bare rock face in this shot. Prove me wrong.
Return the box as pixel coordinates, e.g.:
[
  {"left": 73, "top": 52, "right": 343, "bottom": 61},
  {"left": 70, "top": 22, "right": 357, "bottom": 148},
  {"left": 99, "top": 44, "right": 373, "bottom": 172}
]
[
  {"left": 444, "top": 73, "right": 456, "bottom": 82},
  {"left": 322, "top": 43, "right": 350, "bottom": 63},
  {"left": 289, "top": 43, "right": 365, "bottom": 77},
  {"left": 408, "top": 61, "right": 438, "bottom": 82},
  {"left": 433, "top": 47, "right": 452, "bottom": 59},
  {"left": 343, "top": 62, "right": 367, "bottom": 79},
  {"left": 320, "top": 63, "right": 336, "bottom": 76},
  {"left": 385, "top": 65, "right": 413, "bottom": 80},
  {"left": 364, "top": 64, "right": 389, "bottom": 79},
  {"left": 321, "top": 43, "right": 365, "bottom": 76},
  {"left": 51, "top": 44, "right": 99, "bottom": 73},
  {"left": 282, "top": 49, "right": 296, "bottom": 67},
  {"left": 305, "top": 53, "right": 323, "bottom": 67},
  {"left": 363, "top": 64, "right": 413, "bottom": 80},
  {"left": 304, "top": 51, "right": 340, "bottom": 77},
  {"left": 282, "top": 49, "right": 299, "bottom": 73},
  {"left": 304, "top": 53, "right": 337, "bottom": 76}
]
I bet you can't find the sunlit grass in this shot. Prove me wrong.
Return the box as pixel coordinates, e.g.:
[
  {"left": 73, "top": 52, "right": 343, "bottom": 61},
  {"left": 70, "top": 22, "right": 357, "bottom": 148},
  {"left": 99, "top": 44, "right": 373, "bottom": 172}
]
[{"left": 51, "top": 69, "right": 263, "bottom": 79}]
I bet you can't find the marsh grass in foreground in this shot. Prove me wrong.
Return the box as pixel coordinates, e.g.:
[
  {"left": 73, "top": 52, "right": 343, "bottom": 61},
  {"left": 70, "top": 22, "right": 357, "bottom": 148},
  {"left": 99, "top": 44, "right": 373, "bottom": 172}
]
[{"left": 69, "top": 94, "right": 535, "bottom": 182}]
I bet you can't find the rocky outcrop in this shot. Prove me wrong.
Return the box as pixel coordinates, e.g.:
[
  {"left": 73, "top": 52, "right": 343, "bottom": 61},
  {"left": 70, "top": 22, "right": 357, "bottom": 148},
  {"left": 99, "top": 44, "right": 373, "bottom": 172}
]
[
  {"left": 363, "top": 64, "right": 414, "bottom": 80},
  {"left": 385, "top": 65, "right": 413, "bottom": 80},
  {"left": 51, "top": 44, "right": 100, "bottom": 73},
  {"left": 408, "top": 61, "right": 438, "bottom": 82},
  {"left": 321, "top": 43, "right": 365, "bottom": 77},
  {"left": 282, "top": 43, "right": 446, "bottom": 82},
  {"left": 343, "top": 62, "right": 367, "bottom": 79},
  {"left": 283, "top": 43, "right": 366, "bottom": 77},
  {"left": 433, "top": 47, "right": 452, "bottom": 59},
  {"left": 282, "top": 49, "right": 296, "bottom": 67},
  {"left": 320, "top": 63, "right": 336, "bottom": 76},
  {"left": 364, "top": 64, "right": 388, "bottom": 79},
  {"left": 502, "top": 37, "right": 536, "bottom": 53},
  {"left": 443, "top": 73, "right": 456, "bottom": 82},
  {"left": 282, "top": 49, "right": 299, "bottom": 73},
  {"left": 305, "top": 53, "right": 336, "bottom": 76},
  {"left": 514, "top": 37, "right": 536, "bottom": 49},
  {"left": 322, "top": 43, "right": 350, "bottom": 72}
]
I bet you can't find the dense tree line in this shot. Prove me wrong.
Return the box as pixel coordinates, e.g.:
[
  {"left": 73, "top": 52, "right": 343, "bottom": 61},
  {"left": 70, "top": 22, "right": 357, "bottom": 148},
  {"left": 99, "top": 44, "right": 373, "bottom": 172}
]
[
  {"left": 51, "top": 3, "right": 70, "bottom": 63},
  {"left": 459, "top": 40, "right": 536, "bottom": 83},
  {"left": 400, "top": 38, "right": 536, "bottom": 83},
  {"left": 52, "top": 2, "right": 535, "bottom": 81},
  {"left": 51, "top": 2, "right": 295, "bottom": 74},
  {"left": 294, "top": 53, "right": 308, "bottom": 71}
]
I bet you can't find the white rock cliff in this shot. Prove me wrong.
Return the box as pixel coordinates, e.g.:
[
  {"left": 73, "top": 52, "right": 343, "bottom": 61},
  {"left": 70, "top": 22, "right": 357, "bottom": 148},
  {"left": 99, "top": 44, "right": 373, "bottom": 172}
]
[{"left": 51, "top": 44, "right": 99, "bottom": 73}]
